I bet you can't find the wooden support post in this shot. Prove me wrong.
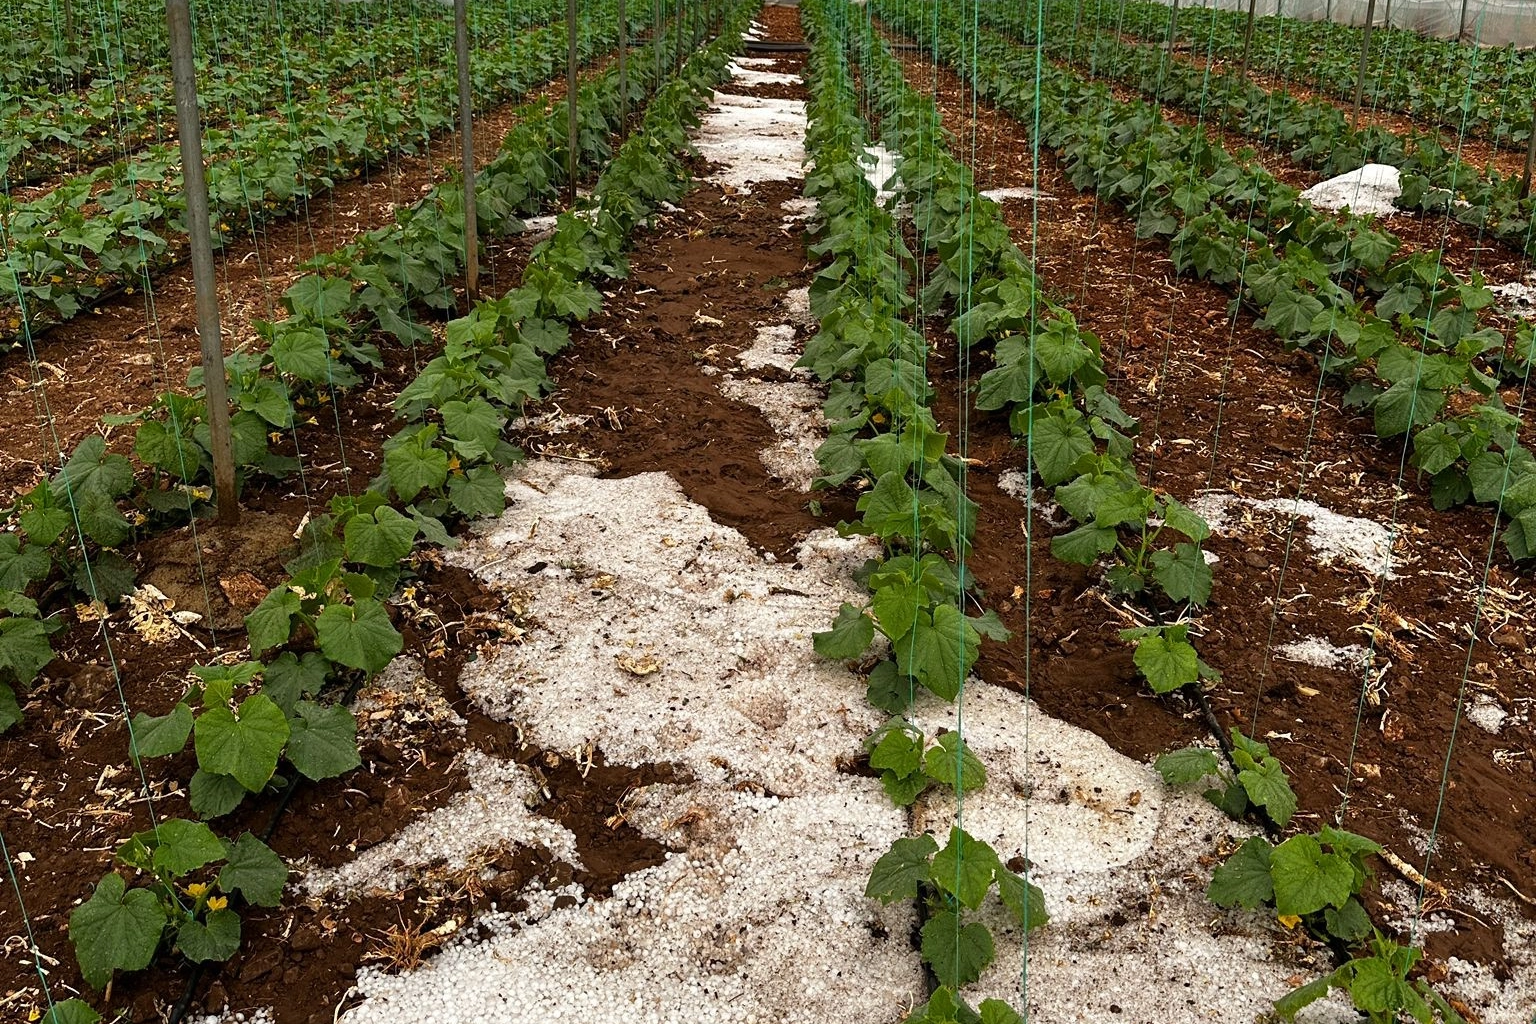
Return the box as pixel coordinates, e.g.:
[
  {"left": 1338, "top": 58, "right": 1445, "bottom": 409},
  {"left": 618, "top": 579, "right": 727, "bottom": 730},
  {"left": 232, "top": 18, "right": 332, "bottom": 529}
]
[
  {"left": 618, "top": 0, "right": 628, "bottom": 126},
  {"left": 166, "top": 0, "right": 238, "bottom": 524},
  {"left": 1235, "top": 0, "right": 1259, "bottom": 85},
  {"left": 454, "top": 0, "right": 479, "bottom": 299},
  {"left": 1351, "top": 0, "right": 1377, "bottom": 130},
  {"left": 1166, "top": 0, "right": 1179, "bottom": 51},
  {"left": 566, "top": 0, "right": 578, "bottom": 203},
  {"left": 1458, "top": 0, "right": 1471, "bottom": 41},
  {"left": 653, "top": 0, "right": 662, "bottom": 89}
]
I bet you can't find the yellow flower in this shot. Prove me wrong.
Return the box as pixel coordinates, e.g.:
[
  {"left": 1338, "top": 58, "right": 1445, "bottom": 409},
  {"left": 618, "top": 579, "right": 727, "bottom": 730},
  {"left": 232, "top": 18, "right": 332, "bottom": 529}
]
[
  {"left": 186, "top": 882, "right": 210, "bottom": 899},
  {"left": 206, "top": 896, "right": 229, "bottom": 912}
]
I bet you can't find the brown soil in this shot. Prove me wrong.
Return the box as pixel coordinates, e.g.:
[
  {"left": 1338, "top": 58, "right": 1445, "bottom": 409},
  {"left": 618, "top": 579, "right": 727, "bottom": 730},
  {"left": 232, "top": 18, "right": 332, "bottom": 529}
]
[{"left": 895, "top": 46, "right": 1536, "bottom": 974}]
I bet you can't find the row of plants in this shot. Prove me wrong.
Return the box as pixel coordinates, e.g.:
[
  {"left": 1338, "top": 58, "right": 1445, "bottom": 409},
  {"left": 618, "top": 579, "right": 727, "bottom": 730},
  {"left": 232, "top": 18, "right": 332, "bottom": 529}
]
[
  {"left": 884, "top": 3, "right": 1469, "bottom": 1019},
  {"left": 0, "top": 0, "right": 691, "bottom": 737},
  {"left": 798, "top": 2, "right": 1044, "bottom": 1018},
  {"left": 1, "top": 0, "right": 438, "bottom": 93},
  {"left": 852, "top": 6, "right": 1218, "bottom": 697},
  {"left": 33, "top": 7, "right": 752, "bottom": 1018},
  {"left": 1, "top": 0, "right": 556, "bottom": 187},
  {"left": 0, "top": 0, "right": 630, "bottom": 346},
  {"left": 1003, "top": 0, "right": 1536, "bottom": 273},
  {"left": 902, "top": 4, "right": 1536, "bottom": 564}
]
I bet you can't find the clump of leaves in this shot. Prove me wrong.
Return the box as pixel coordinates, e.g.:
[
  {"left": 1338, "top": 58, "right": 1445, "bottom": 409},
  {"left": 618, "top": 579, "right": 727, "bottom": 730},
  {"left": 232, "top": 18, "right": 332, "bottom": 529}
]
[
  {"left": 1155, "top": 728, "right": 1297, "bottom": 827},
  {"left": 865, "top": 720, "right": 987, "bottom": 806},
  {"left": 1276, "top": 933, "right": 1467, "bottom": 1023},
  {"left": 867, "top": 827, "right": 1047, "bottom": 988},
  {"left": 70, "top": 821, "right": 285, "bottom": 989}
]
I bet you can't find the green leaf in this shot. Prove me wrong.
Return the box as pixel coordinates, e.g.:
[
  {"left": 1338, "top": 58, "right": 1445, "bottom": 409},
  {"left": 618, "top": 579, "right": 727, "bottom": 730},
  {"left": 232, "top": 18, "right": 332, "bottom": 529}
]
[
  {"left": 1032, "top": 411, "right": 1094, "bottom": 486},
  {"left": 0, "top": 535, "right": 50, "bottom": 591},
  {"left": 176, "top": 908, "right": 241, "bottom": 963},
  {"left": 931, "top": 827, "right": 1001, "bottom": 910},
  {"left": 921, "top": 910, "right": 995, "bottom": 989},
  {"left": 441, "top": 398, "right": 504, "bottom": 456},
  {"left": 73, "top": 551, "right": 135, "bottom": 602},
  {"left": 315, "top": 598, "right": 402, "bottom": 673},
  {"left": 1130, "top": 630, "right": 1199, "bottom": 693},
  {"left": 69, "top": 873, "right": 168, "bottom": 989},
  {"left": 1050, "top": 523, "right": 1117, "bottom": 565},
  {"left": 218, "top": 833, "right": 287, "bottom": 907},
  {"left": 1271, "top": 834, "right": 1355, "bottom": 917},
  {"left": 857, "top": 472, "right": 921, "bottom": 541},
  {"left": 284, "top": 275, "right": 353, "bottom": 319},
  {"left": 1324, "top": 898, "right": 1373, "bottom": 943},
  {"left": 1238, "top": 757, "right": 1298, "bottom": 828},
  {"left": 194, "top": 693, "right": 291, "bottom": 792},
  {"left": 1349, "top": 955, "right": 1424, "bottom": 1018},
  {"left": 1154, "top": 746, "right": 1223, "bottom": 786},
  {"left": 1273, "top": 971, "right": 1340, "bottom": 1022},
  {"left": 865, "top": 659, "right": 913, "bottom": 714},
  {"left": 384, "top": 430, "right": 450, "bottom": 502},
  {"left": 995, "top": 867, "right": 1049, "bottom": 930},
  {"left": 43, "top": 998, "right": 102, "bottom": 1024},
  {"left": 343, "top": 507, "right": 418, "bottom": 568},
  {"left": 866, "top": 834, "right": 938, "bottom": 903},
  {"left": 1373, "top": 381, "right": 1445, "bottom": 439},
  {"left": 286, "top": 701, "right": 361, "bottom": 781},
  {"left": 129, "top": 703, "right": 193, "bottom": 759},
  {"left": 448, "top": 464, "right": 508, "bottom": 517},
  {"left": 0, "top": 615, "right": 57, "bottom": 686},
  {"left": 813, "top": 602, "right": 875, "bottom": 661},
  {"left": 0, "top": 682, "right": 20, "bottom": 732},
  {"left": 1207, "top": 835, "right": 1275, "bottom": 909},
  {"left": 979, "top": 1000, "right": 1026, "bottom": 1024},
  {"left": 1150, "top": 543, "right": 1213, "bottom": 606},
  {"left": 868, "top": 722, "right": 923, "bottom": 778},
  {"left": 870, "top": 579, "right": 923, "bottom": 641},
  {"left": 923, "top": 732, "right": 987, "bottom": 794},
  {"left": 896, "top": 605, "right": 980, "bottom": 702},
  {"left": 269, "top": 325, "right": 332, "bottom": 383},
  {"left": 138, "top": 818, "right": 225, "bottom": 876},
  {"left": 245, "top": 587, "right": 300, "bottom": 654},
  {"left": 261, "top": 651, "right": 330, "bottom": 716},
  {"left": 188, "top": 769, "right": 247, "bottom": 819}
]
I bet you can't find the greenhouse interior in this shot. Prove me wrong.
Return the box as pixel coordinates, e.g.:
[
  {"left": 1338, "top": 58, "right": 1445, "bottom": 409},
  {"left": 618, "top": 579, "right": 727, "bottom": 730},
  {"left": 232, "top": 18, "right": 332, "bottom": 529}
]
[{"left": 1, "top": 0, "right": 1534, "bottom": 1020}]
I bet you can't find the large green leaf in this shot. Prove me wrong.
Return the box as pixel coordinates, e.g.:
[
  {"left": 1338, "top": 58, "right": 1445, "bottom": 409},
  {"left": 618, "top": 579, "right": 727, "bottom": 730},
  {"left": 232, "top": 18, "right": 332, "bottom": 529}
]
[
  {"left": 896, "top": 604, "right": 979, "bottom": 701},
  {"left": 0, "top": 615, "right": 56, "bottom": 686},
  {"left": 69, "top": 873, "right": 168, "bottom": 989},
  {"left": 1031, "top": 411, "right": 1094, "bottom": 485},
  {"left": 43, "top": 998, "right": 102, "bottom": 1024},
  {"left": 1131, "top": 630, "right": 1198, "bottom": 693},
  {"left": 813, "top": 602, "right": 875, "bottom": 661},
  {"left": 245, "top": 587, "right": 301, "bottom": 654},
  {"left": 1270, "top": 834, "right": 1354, "bottom": 917},
  {"left": 868, "top": 722, "right": 923, "bottom": 778},
  {"left": 129, "top": 703, "right": 193, "bottom": 759},
  {"left": 218, "top": 833, "right": 287, "bottom": 907},
  {"left": 1237, "top": 757, "right": 1298, "bottom": 828},
  {"left": 995, "top": 867, "right": 1049, "bottom": 930},
  {"left": 1150, "top": 542, "right": 1212, "bottom": 606},
  {"left": 923, "top": 732, "right": 987, "bottom": 794},
  {"left": 286, "top": 701, "right": 361, "bottom": 781},
  {"left": 0, "top": 535, "right": 50, "bottom": 592},
  {"left": 343, "top": 507, "right": 418, "bottom": 568},
  {"left": 1154, "top": 746, "right": 1222, "bottom": 786},
  {"left": 176, "top": 908, "right": 241, "bottom": 963},
  {"left": 194, "top": 694, "right": 290, "bottom": 792},
  {"left": 931, "top": 827, "right": 1001, "bottom": 909},
  {"left": 920, "top": 910, "right": 995, "bottom": 989},
  {"left": 316, "top": 598, "right": 402, "bottom": 673},
  {"left": 1207, "top": 835, "right": 1275, "bottom": 909},
  {"left": 189, "top": 769, "right": 247, "bottom": 820},
  {"left": 866, "top": 834, "right": 938, "bottom": 903}
]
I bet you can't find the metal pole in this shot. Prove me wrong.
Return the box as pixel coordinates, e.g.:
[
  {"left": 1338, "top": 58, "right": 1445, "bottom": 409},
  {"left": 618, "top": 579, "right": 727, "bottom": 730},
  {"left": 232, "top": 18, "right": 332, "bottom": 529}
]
[
  {"left": 1457, "top": 0, "right": 1470, "bottom": 41},
  {"left": 1351, "top": 0, "right": 1377, "bottom": 130},
  {"left": 566, "top": 0, "right": 578, "bottom": 203},
  {"left": 454, "top": 0, "right": 479, "bottom": 299},
  {"left": 653, "top": 0, "right": 661, "bottom": 89},
  {"left": 619, "top": 0, "right": 628, "bottom": 126},
  {"left": 166, "top": 0, "right": 238, "bottom": 524},
  {"left": 1235, "top": 0, "right": 1259, "bottom": 85},
  {"left": 1523, "top": 96, "right": 1536, "bottom": 199}
]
